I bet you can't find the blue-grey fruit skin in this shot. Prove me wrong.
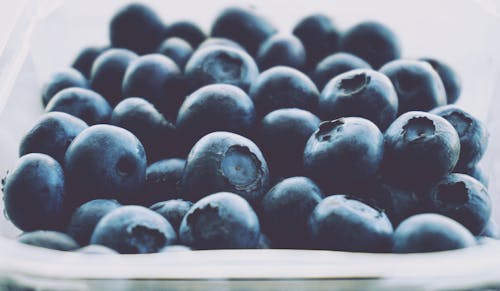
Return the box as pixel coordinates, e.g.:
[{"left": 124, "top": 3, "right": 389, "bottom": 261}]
[
  {"left": 150, "top": 199, "right": 193, "bottom": 233},
  {"left": 90, "top": 48, "right": 138, "bottom": 107},
  {"left": 181, "top": 132, "right": 269, "bottom": 205},
  {"left": 308, "top": 195, "right": 393, "bottom": 252},
  {"left": 210, "top": 6, "right": 277, "bottom": 56},
  {"left": 257, "top": 108, "right": 320, "bottom": 180},
  {"left": 179, "top": 192, "right": 260, "bottom": 249},
  {"left": 144, "top": 159, "right": 185, "bottom": 206},
  {"left": 76, "top": 244, "right": 118, "bottom": 254},
  {"left": 339, "top": 21, "right": 401, "bottom": 69},
  {"left": 293, "top": 14, "right": 340, "bottom": 72},
  {"left": 198, "top": 38, "right": 246, "bottom": 52},
  {"left": 380, "top": 60, "right": 446, "bottom": 115},
  {"left": 424, "top": 173, "right": 491, "bottom": 235},
  {"left": 383, "top": 111, "right": 460, "bottom": 188},
  {"left": 421, "top": 58, "right": 462, "bottom": 104},
  {"left": 64, "top": 125, "right": 147, "bottom": 207},
  {"left": 164, "top": 21, "right": 206, "bottom": 49},
  {"left": 45, "top": 88, "right": 112, "bottom": 125},
  {"left": 41, "top": 68, "right": 89, "bottom": 106},
  {"left": 249, "top": 66, "right": 320, "bottom": 118},
  {"left": 72, "top": 46, "right": 108, "bottom": 79},
  {"left": 479, "top": 219, "right": 500, "bottom": 239},
  {"left": 260, "top": 177, "right": 324, "bottom": 249},
  {"left": 90, "top": 205, "right": 177, "bottom": 254},
  {"left": 319, "top": 69, "right": 398, "bottom": 130},
  {"left": 122, "top": 54, "right": 185, "bottom": 122},
  {"left": 18, "top": 231, "right": 80, "bottom": 251},
  {"left": 176, "top": 84, "right": 256, "bottom": 153},
  {"left": 156, "top": 37, "right": 193, "bottom": 70},
  {"left": 430, "top": 105, "right": 489, "bottom": 172},
  {"left": 185, "top": 46, "right": 259, "bottom": 93},
  {"left": 111, "top": 98, "right": 178, "bottom": 164},
  {"left": 312, "top": 52, "right": 371, "bottom": 91},
  {"left": 392, "top": 213, "right": 476, "bottom": 253},
  {"left": 460, "top": 164, "right": 489, "bottom": 188},
  {"left": 66, "top": 199, "right": 122, "bottom": 246},
  {"left": 256, "top": 34, "right": 306, "bottom": 71},
  {"left": 19, "top": 112, "right": 88, "bottom": 165},
  {"left": 110, "top": 3, "right": 166, "bottom": 55},
  {"left": 3, "top": 153, "right": 65, "bottom": 231},
  {"left": 303, "top": 117, "right": 384, "bottom": 194}
]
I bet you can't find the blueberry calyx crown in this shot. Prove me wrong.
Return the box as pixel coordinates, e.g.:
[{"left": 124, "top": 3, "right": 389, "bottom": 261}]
[{"left": 402, "top": 116, "right": 435, "bottom": 142}]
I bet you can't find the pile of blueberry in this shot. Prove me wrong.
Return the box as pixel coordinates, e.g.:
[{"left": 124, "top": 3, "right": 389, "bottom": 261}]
[{"left": 1, "top": 3, "right": 495, "bottom": 255}]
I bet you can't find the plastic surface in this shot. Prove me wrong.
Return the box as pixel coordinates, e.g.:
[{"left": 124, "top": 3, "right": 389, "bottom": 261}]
[{"left": 1, "top": 0, "right": 500, "bottom": 290}]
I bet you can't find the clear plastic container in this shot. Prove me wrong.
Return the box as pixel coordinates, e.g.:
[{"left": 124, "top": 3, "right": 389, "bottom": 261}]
[{"left": 1, "top": 0, "right": 500, "bottom": 290}]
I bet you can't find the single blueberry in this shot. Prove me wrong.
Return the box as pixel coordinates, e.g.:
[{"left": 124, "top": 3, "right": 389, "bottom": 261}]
[
  {"left": 380, "top": 60, "right": 446, "bottom": 115},
  {"left": 90, "top": 205, "right": 177, "bottom": 254},
  {"left": 392, "top": 213, "right": 476, "bottom": 253},
  {"left": 72, "top": 46, "right": 108, "bottom": 79},
  {"left": 150, "top": 199, "right": 193, "bottom": 233},
  {"left": 430, "top": 105, "right": 489, "bottom": 171},
  {"left": 312, "top": 52, "right": 371, "bottom": 91},
  {"left": 179, "top": 192, "right": 260, "bottom": 249},
  {"left": 18, "top": 231, "right": 80, "bottom": 251},
  {"left": 164, "top": 21, "right": 206, "bottom": 49},
  {"left": 181, "top": 132, "right": 269, "bottom": 204},
  {"left": 260, "top": 177, "right": 324, "bottom": 249},
  {"left": 424, "top": 173, "right": 491, "bottom": 235},
  {"left": 460, "top": 164, "right": 489, "bottom": 188},
  {"left": 75, "top": 244, "right": 118, "bottom": 254},
  {"left": 421, "top": 58, "right": 462, "bottom": 104},
  {"left": 144, "top": 159, "right": 185, "bottom": 205},
  {"left": 64, "top": 124, "right": 147, "bottom": 207},
  {"left": 41, "top": 68, "right": 88, "bottom": 106},
  {"left": 3, "top": 153, "right": 65, "bottom": 231},
  {"left": 249, "top": 66, "right": 319, "bottom": 118},
  {"left": 339, "top": 21, "right": 401, "bottom": 69},
  {"left": 45, "top": 88, "right": 112, "bottom": 125},
  {"left": 309, "top": 195, "right": 393, "bottom": 252},
  {"left": 66, "top": 199, "right": 122, "bottom": 246},
  {"left": 19, "top": 112, "right": 88, "bottom": 164},
  {"left": 109, "top": 3, "right": 166, "bottom": 55},
  {"left": 383, "top": 111, "right": 460, "bottom": 188},
  {"left": 256, "top": 34, "right": 306, "bottom": 71},
  {"left": 319, "top": 69, "right": 398, "bottom": 130},
  {"left": 156, "top": 37, "right": 193, "bottom": 70}
]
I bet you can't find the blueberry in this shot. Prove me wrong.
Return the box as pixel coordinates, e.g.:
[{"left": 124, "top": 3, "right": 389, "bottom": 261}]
[
  {"left": 339, "top": 21, "right": 401, "bottom": 69},
  {"left": 198, "top": 37, "right": 246, "bottom": 52},
  {"left": 122, "top": 54, "right": 184, "bottom": 121},
  {"left": 211, "top": 6, "right": 277, "bottom": 56},
  {"left": 460, "top": 164, "right": 489, "bottom": 188},
  {"left": 3, "top": 153, "right": 65, "bottom": 231},
  {"left": 109, "top": 3, "right": 166, "bottom": 55},
  {"left": 144, "top": 159, "right": 185, "bottom": 205},
  {"left": 257, "top": 108, "right": 320, "bottom": 180},
  {"left": 90, "top": 48, "right": 138, "bottom": 107},
  {"left": 111, "top": 98, "right": 177, "bottom": 163},
  {"left": 150, "top": 199, "right": 193, "bottom": 233},
  {"left": 249, "top": 66, "right": 319, "bottom": 118},
  {"left": 256, "top": 34, "right": 306, "bottom": 71},
  {"left": 260, "top": 177, "right": 324, "bottom": 249},
  {"left": 430, "top": 105, "right": 489, "bottom": 171},
  {"left": 160, "top": 245, "right": 191, "bottom": 252},
  {"left": 19, "top": 112, "right": 88, "bottom": 164},
  {"left": 41, "top": 68, "right": 89, "bottom": 106},
  {"left": 45, "top": 88, "right": 112, "bottom": 125},
  {"left": 392, "top": 213, "right": 476, "bottom": 253},
  {"left": 380, "top": 60, "right": 446, "bottom": 115},
  {"left": 176, "top": 84, "right": 256, "bottom": 153},
  {"left": 64, "top": 124, "right": 147, "bottom": 206},
  {"left": 181, "top": 132, "right": 269, "bottom": 204},
  {"left": 424, "top": 173, "right": 491, "bottom": 235},
  {"left": 304, "top": 117, "right": 384, "bottom": 193},
  {"left": 164, "top": 21, "right": 206, "bottom": 48},
  {"left": 185, "top": 45, "right": 258, "bottom": 92},
  {"left": 421, "top": 58, "right": 462, "bottom": 104},
  {"left": 75, "top": 245, "right": 118, "bottom": 254},
  {"left": 156, "top": 37, "right": 193, "bottom": 70},
  {"left": 292, "top": 14, "right": 340, "bottom": 72},
  {"left": 479, "top": 219, "right": 500, "bottom": 239},
  {"left": 90, "top": 205, "right": 177, "bottom": 254},
  {"left": 383, "top": 111, "right": 460, "bottom": 187},
  {"left": 179, "top": 192, "right": 260, "bottom": 249},
  {"left": 312, "top": 52, "right": 371, "bottom": 91},
  {"left": 309, "top": 195, "right": 393, "bottom": 252},
  {"left": 66, "top": 199, "right": 122, "bottom": 246},
  {"left": 72, "top": 46, "right": 108, "bottom": 79},
  {"left": 319, "top": 69, "right": 398, "bottom": 130},
  {"left": 18, "top": 231, "right": 80, "bottom": 251}
]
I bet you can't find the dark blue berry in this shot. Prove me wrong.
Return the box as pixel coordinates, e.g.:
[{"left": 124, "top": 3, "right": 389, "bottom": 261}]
[
  {"left": 72, "top": 46, "right": 108, "bottom": 79},
  {"left": 156, "top": 37, "right": 193, "bottom": 70},
  {"left": 150, "top": 199, "right": 193, "bottom": 233},
  {"left": 256, "top": 34, "right": 306, "bottom": 71},
  {"left": 41, "top": 68, "right": 88, "bottom": 107},
  {"left": 18, "top": 231, "right": 79, "bottom": 251},
  {"left": 164, "top": 21, "right": 206, "bottom": 49},
  {"left": 144, "top": 159, "right": 185, "bottom": 205},
  {"left": 421, "top": 58, "right": 462, "bottom": 104},
  {"left": 312, "top": 52, "right": 371, "bottom": 91}
]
